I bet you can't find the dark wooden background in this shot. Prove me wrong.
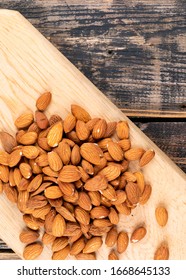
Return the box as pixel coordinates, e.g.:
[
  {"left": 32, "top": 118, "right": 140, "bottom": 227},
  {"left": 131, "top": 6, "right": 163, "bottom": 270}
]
[{"left": 0, "top": 0, "right": 185, "bottom": 259}]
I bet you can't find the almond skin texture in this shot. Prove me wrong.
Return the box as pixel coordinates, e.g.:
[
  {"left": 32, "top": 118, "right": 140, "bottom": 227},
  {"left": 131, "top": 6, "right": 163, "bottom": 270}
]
[
  {"left": 47, "top": 121, "right": 63, "bottom": 147},
  {"left": 64, "top": 113, "right": 76, "bottom": 133},
  {"left": 52, "top": 214, "right": 66, "bottom": 237},
  {"left": 117, "top": 231, "right": 129, "bottom": 254},
  {"left": 107, "top": 142, "right": 124, "bottom": 161},
  {"left": 36, "top": 92, "right": 52, "bottom": 111},
  {"left": 70, "top": 237, "right": 86, "bottom": 255},
  {"left": 35, "top": 111, "right": 49, "bottom": 129},
  {"left": 155, "top": 206, "right": 168, "bottom": 227},
  {"left": 83, "top": 237, "right": 103, "bottom": 253},
  {"left": 92, "top": 119, "right": 107, "bottom": 139},
  {"left": 71, "top": 104, "right": 91, "bottom": 122},
  {"left": 23, "top": 242, "right": 43, "bottom": 260},
  {"left": 52, "top": 237, "right": 68, "bottom": 252},
  {"left": 139, "top": 184, "right": 152, "bottom": 205},
  {"left": 124, "top": 148, "right": 145, "bottom": 161},
  {"left": 59, "top": 165, "right": 81, "bottom": 183},
  {"left": 99, "top": 165, "right": 121, "bottom": 181},
  {"left": 125, "top": 182, "right": 140, "bottom": 205},
  {"left": 105, "top": 227, "right": 118, "bottom": 247},
  {"left": 0, "top": 132, "right": 17, "bottom": 153},
  {"left": 22, "top": 146, "right": 39, "bottom": 159},
  {"left": 80, "top": 143, "right": 103, "bottom": 165},
  {"left": 84, "top": 175, "right": 108, "bottom": 191},
  {"left": 19, "top": 229, "right": 39, "bottom": 244},
  {"left": 75, "top": 206, "right": 90, "bottom": 225},
  {"left": 76, "top": 120, "right": 90, "bottom": 140},
  {"left": 44, "top": 186, "right": 63, "bottom": 199},
  {"left": 139, "top": 149, "right": 155, "bottom": 167},
  {"left": 48, "top": 151, "right": 63, "bottom": 172},
  {"left": 14, "top": 112, "right": 34, "bottom": 129},
  {"left": 116, "top": 121, "right": 129, "bottom": 139},
  {"left": 19, "top": 132, "right": 38, "bottom": 145},
  {"left": 154, "top": 243, "right": 169, "bottom": 260},
  {"left": 130, "top": 226, "right": 147, "bottom": 243}
]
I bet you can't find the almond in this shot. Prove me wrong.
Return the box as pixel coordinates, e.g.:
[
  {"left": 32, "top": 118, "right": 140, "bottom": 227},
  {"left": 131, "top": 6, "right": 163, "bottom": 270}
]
[
  {"left": 93, "top": 219, "right": 112, "bottom": 227},
  {"left": 27, "top": 195, "right": 47, "bottom": 209},
  {"left": 154, "top": 243, "right": 169, "bottom": 260},
  {"left": 36, "top": 92, "right": 52, "bottom": 111},
  {"left": 80, "top": 143, "right": 103, "bottom": 165},
  {"left": 49, "top": 114, "right": 62, "bottom": 126},
  {"left": 98, "top": 138, "right": 112, "bottom": 152},
  {"left": 35, "top": 111, "right": 49, "bottom": 129},
  {"left": 139, "top": 149, "right": 155, "bottom": 167},
  {"left": 0, "top": 165, "right": 9, "bottom": 183},
  {"left": 71, "top": 104, "right": 91, "bottom": 122},
  {"left": 111, "top": 190, "right": 127, "bottom": 205},
  {"left": 86, "top": 118, "right": 100, "bottom": 131},
  {"left": 115, "top": 203, "right": 131, "bottom": 215},
  {"left": 52, "top": 245, "right": 70, "bottom": 260},
  {"left": 59, "top": 165, "right": 81, "bottom": 182},
  {"left": 155, "top": 206, "right": 168, "bottom": 227},
  {"left": 0, "top": 151, "right": 9, "bottom": 165},
  {"left": 15, "top": 112, "right": 34, "bottom": 129},
  {"left": 32, "top": 204, "right": 51, "bottom": 219},
  {"left": 56, "top": 142, "right": 71, "bottom": 165},
  {"left": 99, "top": 165, "right": 121, "bottom": 181},
  {"left": 125, "top": 182, "right": 140, "bottom": 205},
  {"left": 118, "top": 139, "right": 131, "bottom": 151},
  {"left": 27, "top": 174, "right": 43, "bottom": 192},
  {"left": 28, "top": 122, "right": 40, "bottom": 133},
  {"left": 88, "top": 191, "right": 101, "bottom": 206},
  {"left": 58, "top": 181, "right": 75, "bottom": 196},
  {"left": 17, "top": 190, "right": 29, "bottom": 212},
  {"left": 134, "top": 171, "right": 145, "bottom": 194},
  {"left": 35, "top": 154, "right": 49, "bottom": 167},
  {"left": 70, "top": 237, "right": 86, "bottom": 255},
  {"left": 52, "top": 237, "right": 68, "bottom": 252},
  {"left": 78, "top": 192, "right": 92, "bottom": 211},
  {"left": 42, "top": 233, "right": 56, "bottom": 245},
  {"left": 38, "top": 137, "right": 51, "bottom": 151},
  {"left": 63, "top": 113, "right": 76, "bottom": 133},
  {"left": 22, "top": 146, "right": 39, "bottom": 159},
  {"left": 3, "top": 183, "right": 18, "bottom": 203},
  {"left": 0, "top": 131, "right": 17, "bottom": 153},
  {"left": 101, "top": 184, "right": 117, "bottom": 201},
  {"left": 105, "top": 227, "right": 118, "bottom": 247},
  {"left": 92, "top": 119, "right": 107, "bottom": 139},
  {"left": 19, "top": 163, "right": 32, "bottom": 179},
  {"left": 108, "top": 207, "right": 119, "bottom": 225},
  {"left": 23, "top": 242, "right": 43, "bottom": 260},
  {"left": 116, "top": 121, "right": 129, "bottom": 139},
  {"left": 76, "top": 253, "right": 96, "bottom": 260},
  {"left": 56, "top": 206, "right": 76, "bottom": 222},
  {"left": 108, "top": 250, "right": 119, "bottom": 260},
  {"left": 76, "top": 120, "right": 90, "bottom": 140},
  {"left": 75, "top": 206, "right": 90, "bottom": 225},
  {"left": 23, "top": 214, "right": 40, "bottom": 230},
  {"left": 84, "top": 174, "right": 107, "bottom": 191},
  {"left": 81, "top": 160, "right": 94, "bottom": 175},
  {"left": 71, "top": 144, "right": 81, "bottom": 166},
  {"left": 117, "top": 231, "right": 129, "bottom": 253},
  {"left": 83, "top": 237, "right": 102, "bottom": 253},
  {"left": 124, "top": 148, "right": 145, "bottom": 161},
  {"left": 47, "top": 121, "right": 63, "bottom": 147},
  {"left": 52, "top": 214, "right": 66, "bottom": 237},
  {"left": 107, "top": 141, "right": 124, "bottom": 161},
  {"left": 9, "top": 149, "right": 22, "bottom": 167},
  {"left": 44, "top": 209, "right": 56, "bottom": 234},
  {"left": 90, "top": 206, "right": 109, "bottom": 219},
  {"left": 131, "top": 226, "right": 146, "bottom": 243},
  {"left": 19, "top": 132, "right": 38, "bottom": 145},
  {"left": 139, "top": 184, "right": 152, "bottom": 205},
  {"left": 104, "top": 122, "right": 117, "bottom": 138},
  {"left": 42, "top": 166, "right": 59, "bottom": 177},
  {"left": 45, "top": 186, "right": 63, "bottom": 199},
  {"left": 19, "top": 229, "right": 39, "bottom": 244},
  {"left": 48, "top": 151, "right": 63, "bottom": 172}
]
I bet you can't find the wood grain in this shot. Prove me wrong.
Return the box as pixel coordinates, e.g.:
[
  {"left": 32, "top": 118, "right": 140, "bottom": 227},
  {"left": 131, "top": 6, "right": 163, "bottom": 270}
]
[
  {"left": 0, "top": 0, "right": 186, "bottom": 117},
  {"left": 0, "top": 10, "right": 185, "bottom": 260}
]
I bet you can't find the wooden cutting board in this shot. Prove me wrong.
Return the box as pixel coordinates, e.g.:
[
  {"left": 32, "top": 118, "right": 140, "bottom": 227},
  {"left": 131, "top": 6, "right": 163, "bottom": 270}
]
[{"left": 0, "top": 9, "right": 185, "bottom": 260}]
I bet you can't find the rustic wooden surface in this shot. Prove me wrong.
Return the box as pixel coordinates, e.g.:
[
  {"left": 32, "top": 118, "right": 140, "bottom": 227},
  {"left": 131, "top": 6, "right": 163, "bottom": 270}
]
[{"left": 0, "top": 0, "right": 185, "bottom": 259}]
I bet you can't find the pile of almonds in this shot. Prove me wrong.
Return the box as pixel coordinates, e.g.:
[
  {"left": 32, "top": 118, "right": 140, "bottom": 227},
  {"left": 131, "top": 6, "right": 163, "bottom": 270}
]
[{"left": 0, "top": 92, "right": 169, "bottom": 260}]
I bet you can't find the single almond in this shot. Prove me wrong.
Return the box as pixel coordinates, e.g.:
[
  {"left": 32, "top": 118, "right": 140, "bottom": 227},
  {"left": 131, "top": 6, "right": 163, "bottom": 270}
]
[
  {"left": 104, "top": 122, "right": 117, "bottom": 138},
  {"left": 28, "top": 122, "right": 40, "bottom": 134},
  {"left": 124, "top": 148, "right": 145, "bottom": 161},
  {"left": 70, "top": 237, "right": 86, "bottom": 255},
  {"left": 78, "top": 192, "right": 92, "bottom": 211},
  {"left": 14, "top": 112, "right": 34, "bottom": 129},
  {"left": 19, "top": 229, "right": 39, "bottom": 244},
  {"left": 0, "top": 165, "right": 9, "bottom": 183},
  {"left": 134, "top": 171, "right": 145, "bottom": 194},
  {"left": 19, "top": 132, "right": 38, "bottom": 145},
  {"left": 93, "top": 219, "right": 112, "bottom": 227},
  {"left": 27, "top": 195, "right": 47, "bottom": 209},
  {"left": 107, "top": 141, "right": 124, "bottom": 161},
  {"left": 101, "top": 184, "right": 117, "bottom": 201},
  {"left": 42, "top": 233, "right": 56, "bottom": 245},
  {"left": 90, "top": 206, "right": 109, "bottom": 219},
  {"left": 38, "top": 137, "right": 51, "bottom": 151},
  {"left": 71, "top": 144, "right": 81, "bottom": 166},
  {"left": 44, "top": 209, "right": 56, "bottom": 234},
  {"left": 63, "top": 113, "right": 76, "bottom": 133},
  {"left": 117, "top": 231, "right": 129, "bottom": 253},
  {"left": 71, "top": 104, "right": 91, "bottom": 122},
  {"left": 52, "top": 245, "right": 70, "bottom": 260},
  {"left": 88, "top": 191, "right": 101, "bottom": 206},
  {"left": 92, "top": 119, "right": 107, "bottom": 139},
  {"left": 139, "top": 149, "right": 155, "bottom": 167},
  {"left": 59, "top": 165, "right": 81, "bottom": 182},
  {"left": 52, "top": 214, "right": 66, "bottom": 237},
  {"left": 75, "top": 206, "right": 90, "bottom": 225},
  {"left": 105, "top": 227, "right": 118, "bottom": 247},
  {"left": 56, "top": 142, "right": 71, "bottom": 165},
  {"left": 56, "top": 206, "right": 76, "bottom": 222},
  {"left": 123, "top": 171, "right": 136, "bottom": 182},
  {"left": 139, "top": 184, "right": 152, "bottom": 205},
  {"left": 86, "top": 118, "right": 100, "bottom": 131},
  {"left": 27, "top": 174, "right": 43, "bottom": 192},
  {"left": 99, "top": 165, "right": 121, "bottom": 181},
  {"left": 116, "top": 121, "right": 129, "bottom": 139},
  {"left": 131, "top": 226, "right": 147, "bottom": 243},
  {"left": 47, "top": 121, "right": 63, "bottom": 147},
  {"left": 108, "top": 250, "right": 119, "bottom": 260},
  {"left": 76, "top": 120, "right": 90, "bottom": 140},
  {"left": 35, "top": 111, "right": 49, "bottom": 129},
  {"left": 155, "top": 206, "right": 168, "bottom": 227},
  {"left": 19, "top": 163, "right": 32, "bottom": 179},
  {"left": 52, "top": 237, "right": 69, "bottom": 252},
  {"left": 84, "top": 174, "right": 107, "bottom": 191},
  {"left": 9, "top": 149, "right": 22, "bottom": 167},
  {"left": 154, "top": 243, "right": 169, "bottom": 260},
  {"left": 0, "top": 151, "right": 9, "bottom": 166},
  {"left": 83, "top": 237, "right": 102, "bottom": 253},
  {"left": 111, "top": 190, "right": 127, "bottom": 205},
  {"left": 0, "top": 131, "right": 17, "bottom": 153},
  {"left": 98, "top": 138, "right": 112, "bottom": 152},
  {"left": 80, "top": 143, "right": 103, "bottom": 165},
  {"left": 36, "top": 92, "right": 52, "bottom": 111},
  {"left": 108, "top": 207, "right": 119, "bottom": 225},
  {"left": 22, "top": 146, "right": 39, "bottom": 159},
  {"left": 58, "top": 181, "right": 74, "bottom": 196},
  {"left": 23, "top": 214, "right": 40, "bottom": 231},
  {"left": 115, "top": 202, "right": 131, "bottom": 215},
  {"left": 48, "top": 151, "right": 63, "bottom": 172},
  {"left": 35, "top": 154, "right": 49, "bottom": 167},
  {"left": 81, "top": 160, "right": 94, "bottom": 175},
  {"left": 44, "top": 186, "right": 63, "bottom": 199},
  {"left": 125, "top": 182, "right": 140, "bottom": 205},
  {"left": 32, "top": 204, "right": 51, "bottom": 219},
  {"left": 118, "top": 139, "right": 131, "bottom": 151},
  {"left": 23, "top": 242, "right": 43, "bottom": 260},
  {"left": 3, "top": 183, "right": 18, "bottom": 203},
  {"left": 49, "top": 114, "right": 62, "bottom": 126}
]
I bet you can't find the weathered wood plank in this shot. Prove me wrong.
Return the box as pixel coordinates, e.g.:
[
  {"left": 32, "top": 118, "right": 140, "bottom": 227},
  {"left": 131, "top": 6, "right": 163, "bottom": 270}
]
[{"left": 0, "top": 0, "right": 186, "bottom": 117}]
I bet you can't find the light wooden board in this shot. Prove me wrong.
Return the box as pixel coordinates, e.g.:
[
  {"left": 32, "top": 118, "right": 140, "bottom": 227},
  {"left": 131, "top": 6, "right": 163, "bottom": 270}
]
[{"left": 0, "top": 10, "right": 185, "bottom": 260}]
